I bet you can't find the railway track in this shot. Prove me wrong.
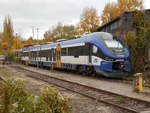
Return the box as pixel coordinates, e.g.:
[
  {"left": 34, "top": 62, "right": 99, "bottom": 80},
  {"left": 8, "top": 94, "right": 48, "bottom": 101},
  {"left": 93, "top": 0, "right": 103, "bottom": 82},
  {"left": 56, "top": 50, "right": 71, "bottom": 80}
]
[
  {"left": 10, "top": 65, "right": 150, "bottom": 113},
  {"left": 36, "top": 65, "right": 150, "bottom": 88},
  {"left": 56, "top": 68, "right": 150, "bottom": 88}
]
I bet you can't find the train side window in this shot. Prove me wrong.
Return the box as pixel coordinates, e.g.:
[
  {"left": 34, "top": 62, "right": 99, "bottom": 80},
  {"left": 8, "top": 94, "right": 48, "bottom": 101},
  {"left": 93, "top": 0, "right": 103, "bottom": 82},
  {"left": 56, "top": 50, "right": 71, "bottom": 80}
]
[
  {"left": 93, "top": 45, "right": 98, "bottom": 54},
  {"left": 80, "top": 46, "right": 85, "bottom": 55},
  {"left": 68, "top": 47, "right": 80, "bottom": 57},
  {"left": 61, "top": 48, "right": 67, "bottom": 56},
  {"left": 68, "top": 47, "right": 73, "bottom": 56},
  {"left": 74, "top": 47, "right": 80, "bottom": 57},
  {"left": 53, "top": 49, "right": 56, "bottom": 61},
  {"left": 46, "top": 57, "right": 48, "bottom": 61},
  {"left": 49, "top": 50, "right": 52, "bottom": 61},
  {"left": 46, "top": 50, "right": 49, "bottom": 57}
]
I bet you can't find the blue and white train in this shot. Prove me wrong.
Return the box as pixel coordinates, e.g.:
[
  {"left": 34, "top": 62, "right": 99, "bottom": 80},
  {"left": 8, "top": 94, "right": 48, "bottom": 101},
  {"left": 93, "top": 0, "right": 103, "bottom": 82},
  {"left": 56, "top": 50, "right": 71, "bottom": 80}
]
[{"left": 15, "top": 32, "right": 131, "bottom": 78}]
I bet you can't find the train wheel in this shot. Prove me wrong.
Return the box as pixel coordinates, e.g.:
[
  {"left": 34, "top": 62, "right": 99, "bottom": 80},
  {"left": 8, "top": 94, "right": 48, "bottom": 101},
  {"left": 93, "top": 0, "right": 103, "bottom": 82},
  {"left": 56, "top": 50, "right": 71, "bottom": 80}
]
[
  {"left": 86, "top": 66, "right": 92, "bottom": 75},
  {"left": 77, "top": 66, "right": 84, "bottom": 74},
  {"left": 86, "top": 66, "right": 95, "bottom": 76},
  {"left": 40, "top": 63, "right": 43, "bottom": 68}
]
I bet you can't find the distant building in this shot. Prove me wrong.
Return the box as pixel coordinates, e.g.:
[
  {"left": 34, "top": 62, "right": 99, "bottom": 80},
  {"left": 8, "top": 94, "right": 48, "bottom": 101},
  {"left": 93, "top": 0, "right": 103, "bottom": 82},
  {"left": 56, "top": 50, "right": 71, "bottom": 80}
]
[
  {"left": 97, "top": 12, "right": 133, "bottom": 39},
  {"left": 97, "top": 10, "right": 150, "bottom": 38},
  {"left": 97, "top": 9, "right": 150, "bottom": 61}
]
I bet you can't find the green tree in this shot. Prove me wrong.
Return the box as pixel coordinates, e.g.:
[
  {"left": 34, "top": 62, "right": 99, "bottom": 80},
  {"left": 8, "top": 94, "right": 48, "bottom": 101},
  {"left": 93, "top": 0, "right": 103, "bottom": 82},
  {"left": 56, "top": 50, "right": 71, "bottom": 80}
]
[
  {"left": 48, "top": 23, "right": 78, "bottom": 40},
  {"left": 62, "top": 25, "right": 77, "bottom": 39},
  {"left": 52, "top": 23, "right": 64, "bottom": 40},
  {"left": 126, "top": 10, "right": 150, "bottom": 72}
]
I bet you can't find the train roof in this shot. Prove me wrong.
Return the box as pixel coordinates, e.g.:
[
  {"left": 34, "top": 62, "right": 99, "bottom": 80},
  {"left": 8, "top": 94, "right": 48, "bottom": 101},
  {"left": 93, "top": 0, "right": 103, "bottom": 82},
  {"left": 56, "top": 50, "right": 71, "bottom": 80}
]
[
  {"left": 17, "top": 32, "right": 130, "bottom": 59},
  {"left": 20, "top": 32, "right": 115, "bottom": 51},
  {"left": 15, "top": 49, "right": 23, "bottom": 52},
  {"left": 40, "top": 32, "right": 109, "bottom": 50}
]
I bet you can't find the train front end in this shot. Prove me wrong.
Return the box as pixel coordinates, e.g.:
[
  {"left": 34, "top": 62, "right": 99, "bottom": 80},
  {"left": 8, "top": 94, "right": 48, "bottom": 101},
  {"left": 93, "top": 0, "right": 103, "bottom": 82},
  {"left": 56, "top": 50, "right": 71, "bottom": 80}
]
[{"left": 92, "top": 32, "right": 131, "bottom": 78}]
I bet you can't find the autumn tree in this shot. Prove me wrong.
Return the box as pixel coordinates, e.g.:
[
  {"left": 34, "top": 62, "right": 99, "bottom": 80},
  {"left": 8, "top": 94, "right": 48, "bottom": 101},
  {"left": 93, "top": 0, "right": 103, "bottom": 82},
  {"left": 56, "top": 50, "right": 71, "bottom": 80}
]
[
  {"left": 2, "top": 16, "right": 14, "bottom": 54},
  {"left": 43, "top": 30, "right": 55, "bottom": 42},
  {"left": 0, "top": 33, "right": 4, "bottom": 54},
  {"left": 101, "top": 2, "right": 119, "bottom": 24},
  {"left": 78, "top": 7, "right": 100, "bottom": 34},
  {"left": 12, "top": 33, "right": 23, "bottom": 50},
  {"left": 25, "top": 37, "right": 34, "bottom": 46},
  {"left": 101, "top": 0, "right": 143, "bottom": 24}
]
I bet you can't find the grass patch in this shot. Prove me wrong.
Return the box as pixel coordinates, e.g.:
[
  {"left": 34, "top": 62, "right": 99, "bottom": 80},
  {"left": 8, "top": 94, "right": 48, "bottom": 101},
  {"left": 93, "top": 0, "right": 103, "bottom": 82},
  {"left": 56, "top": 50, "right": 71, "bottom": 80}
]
[{"left": 116, "top": 96, "right": 126, "bottom": 104}]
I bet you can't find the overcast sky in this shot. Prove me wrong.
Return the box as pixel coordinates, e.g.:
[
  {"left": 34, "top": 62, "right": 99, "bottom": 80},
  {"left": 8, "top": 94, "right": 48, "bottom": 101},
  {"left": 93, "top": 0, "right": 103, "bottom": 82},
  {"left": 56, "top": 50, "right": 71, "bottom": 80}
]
[{"left": 0, "top": 0, "right": 150, "bottom": 40}]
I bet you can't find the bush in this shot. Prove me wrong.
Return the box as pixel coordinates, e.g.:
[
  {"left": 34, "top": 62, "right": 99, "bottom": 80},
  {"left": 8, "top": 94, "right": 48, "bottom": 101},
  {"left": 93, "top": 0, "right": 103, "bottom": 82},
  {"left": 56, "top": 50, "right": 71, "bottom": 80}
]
[
  {"left": 42, "top": 87, "right": 72, "bottom": 113},
  {"left": 0, "top": 79, "right": 72, "bottom": 113},
  {"left": 126, "top": 10, "right": 150, "bottom": 73}
]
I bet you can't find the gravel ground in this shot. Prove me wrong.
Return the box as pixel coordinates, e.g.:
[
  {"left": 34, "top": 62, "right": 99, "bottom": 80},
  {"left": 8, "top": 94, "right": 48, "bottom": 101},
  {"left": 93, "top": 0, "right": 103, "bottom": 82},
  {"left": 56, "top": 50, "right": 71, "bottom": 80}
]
[{"left": 0, "top": 64, "right": 122, "bottom": 113}]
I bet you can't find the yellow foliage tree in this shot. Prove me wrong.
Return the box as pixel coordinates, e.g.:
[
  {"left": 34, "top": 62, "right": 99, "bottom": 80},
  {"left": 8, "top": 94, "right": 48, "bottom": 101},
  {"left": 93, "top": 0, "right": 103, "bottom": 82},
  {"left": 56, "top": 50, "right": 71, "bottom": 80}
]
[
  {"left": 2, "top": 16, "right": 14, "bottom": 55},
  {"left": 101, "top": 0, "right": 143, "bottom": 24},
  {"left": 78, "top": 7, "right": 100, "bottom": 34},
  {"left": 0, "top": 42, "right": 9, "bottom": 54},
  {"left": 43, "top": 31, "right": 55, "bottom": 42},
  {"left": 0, "top": 33, "right": 4, "bottom": 54},
  {"left": 25, "top": 37, "right": 33, "bottom": 46},
  {"left": 12, "top": 34, "right": 23, "bottom": 50},
  {"left": 0, "top": 16, "right": 14, "bottom": 55},
  {"left": 118, "top": 0, "right": 143, "bottom": 12}
]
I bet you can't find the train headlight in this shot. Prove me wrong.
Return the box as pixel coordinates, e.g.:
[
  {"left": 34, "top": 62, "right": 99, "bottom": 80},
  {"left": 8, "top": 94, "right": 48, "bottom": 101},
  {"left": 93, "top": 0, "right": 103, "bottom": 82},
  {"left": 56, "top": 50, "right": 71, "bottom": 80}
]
[
  {"left": 120, "top": 64, "right": 124, "bottom": 69},
  {"left": 101, "top": 61, "right": 107, "bottom": 65},
  {"left": 104, "top": 57, "right": 114, "bottom": 61}
]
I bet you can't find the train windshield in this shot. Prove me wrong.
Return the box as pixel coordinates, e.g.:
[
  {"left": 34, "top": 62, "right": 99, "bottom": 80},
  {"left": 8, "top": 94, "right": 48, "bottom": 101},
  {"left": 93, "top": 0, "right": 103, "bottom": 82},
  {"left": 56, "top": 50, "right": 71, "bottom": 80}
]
[
  {"left": 97, "top": 32, "right": 124, "bottom": 49},
  {"left": 95, "top": 32, "right": 129, "bottom": 57},
  {"left": 104, "top": 40, "right": 123, "bottom": 49}
]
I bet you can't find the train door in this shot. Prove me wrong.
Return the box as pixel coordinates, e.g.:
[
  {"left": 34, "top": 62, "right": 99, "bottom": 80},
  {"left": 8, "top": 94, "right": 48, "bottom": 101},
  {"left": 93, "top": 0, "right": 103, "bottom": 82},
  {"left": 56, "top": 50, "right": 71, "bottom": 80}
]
[
  {"left": 29, "top": 51, "right": 31, "bottom": 64},
  {"left": 55, "top": 44, "right": 61, "bottom": 68},
  {"left": 51, "top": 48, "right": 55, "bottom": 62},
  {"left": 36, "top": 51, "right": 39, "bottom": 67},
  {"left": 87, "top": 43, "right": 92, "bottom": 63}
]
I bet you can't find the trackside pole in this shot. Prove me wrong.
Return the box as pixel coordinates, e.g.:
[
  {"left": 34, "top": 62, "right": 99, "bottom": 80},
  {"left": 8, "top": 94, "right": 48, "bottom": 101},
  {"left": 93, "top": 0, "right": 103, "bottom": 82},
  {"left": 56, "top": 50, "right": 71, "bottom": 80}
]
[
  {"left": 134, "top": 73, "right": 144, "bottom": 92},
  {"left": 25, "top": 61, "right": 28, "bottom": 66},
  {"left": 50, "top": 63, "right": 54, "bottom": 72}
]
